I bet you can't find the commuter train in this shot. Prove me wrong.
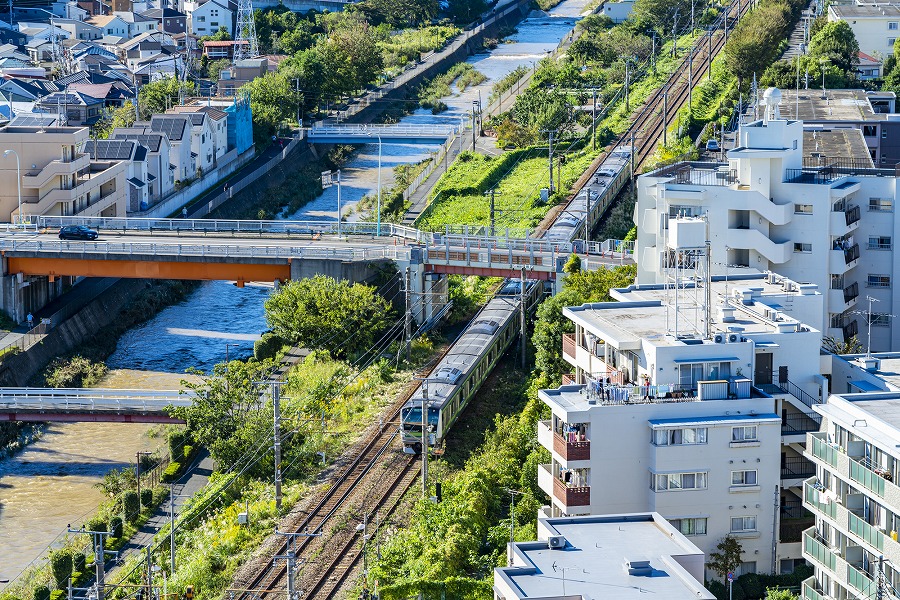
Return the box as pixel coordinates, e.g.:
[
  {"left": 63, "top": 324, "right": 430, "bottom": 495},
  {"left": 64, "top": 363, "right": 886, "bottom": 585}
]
[
  {"left": 400, "top": 279, "right": 542, "bottom": 452},
  {"left": 541, "top": 145, "right": 633, "bottom": 244}
]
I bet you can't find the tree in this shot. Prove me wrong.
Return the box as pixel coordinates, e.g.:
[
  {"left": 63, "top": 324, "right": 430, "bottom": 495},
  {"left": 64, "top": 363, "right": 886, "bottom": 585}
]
[
  {"left": 244, "top": 71, "right": 300, "bottom": 144},
  {"left": 172, "top": 358, "right": 302, "bottom": 476},
  {"left": 707, "top": 535, "right": 743, "bottom": 580},
  {"left": 93, "top": 104, "right": 136, "bottom": 139},
  {"left": 264, "top": 275, "right": 392, "bottom": 358},
  {"left": 138, "top": 77, "right": 196, "bottom": 118},
  {"left": 198, "top": 25, "right": 231, "bottom": 45},
  {"left": 766, "top": 589, "right": 798, "bottom": 600},
  {"left": 822, "top": 335, "right": 863, "bottom": 355},
  {"left": 808, "top": 20, "right": 859, "bottom": 77},
  {"left": 724, "top": 2, "right": 791, "bottom": 90},
  {"left": 206, "top": 58, "right": 232, "bottom": 80},
  {"left": 446, "top": 0, "right": 488, "bottom": 25},
  {"left": 279, "top": 47, "right": 327, "bottom": 113},
  {"left": 511, "top": 87, "right": 574, "bottom": 139},
  {"left": 320, "top": 19, "right": 384, "bottom": 96},
  {"left": 353, "top": 0, "right": 438, "bottom": 27},
  {"left": 632, "top": 0, "right": 693, "bottom": 36},
  {"left": 563, "top": 254, "right": 581, "bottom": 274},
  {"left": 49, "top": 551, "right": 73, "bottom": 589}
]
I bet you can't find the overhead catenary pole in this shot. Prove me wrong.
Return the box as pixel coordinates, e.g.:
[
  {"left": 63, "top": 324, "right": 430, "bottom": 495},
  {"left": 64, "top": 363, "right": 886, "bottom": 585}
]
[
  {"left": 421, "top": 381, "right": 428, "bottom": 498},
  {"left": 547, "top": 130, "right": 554, "bottom": 192},
  {"left": 520, "top": 267, "right": 526, "bottom": 370},
  {"left": 663, "top": 91, "right": 669, "bottom": 146},
  {"left": 591, "top": 88, "right": 597, "bottom": 150},
  {"left": 336, "top": 169, "right": 342, "bottom": 238},
  {"left": 404, "top": 267, "right": 412, "bottom": 362},
  {"left": 68, "top": 527, "right": 111, "bottom": 600},
  {"left": 273, "top": 382, "right": 282, "bottom": 509}
]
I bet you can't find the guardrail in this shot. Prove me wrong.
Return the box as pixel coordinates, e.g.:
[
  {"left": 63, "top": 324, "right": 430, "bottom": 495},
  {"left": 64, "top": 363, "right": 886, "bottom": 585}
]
[
  {"left": 0, "top": 238, "right": 409, "bottom": 261},
  {"left": 309, "top": 124, "right": 459, "bottom": 138},
  {"left": 0, "top": 387, "right": 194, "bottom": 413}
]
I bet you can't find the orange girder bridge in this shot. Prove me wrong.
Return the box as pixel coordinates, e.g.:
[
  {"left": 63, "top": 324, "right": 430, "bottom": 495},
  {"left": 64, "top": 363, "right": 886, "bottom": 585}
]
[{"left": 5, "top": 256, "right": 293, "bottom": 286}]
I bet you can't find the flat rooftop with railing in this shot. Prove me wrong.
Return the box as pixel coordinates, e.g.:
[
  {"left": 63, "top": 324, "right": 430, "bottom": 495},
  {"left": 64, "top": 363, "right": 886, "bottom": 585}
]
[
  {"left": 644, "top": 160, "right": 738, "bottom": 186},
  {"left": 540, "top": 382, "right": 770, "bottom": 412},
  {"left": 815, "top": 392, "right": 900, "bottom": 456}
]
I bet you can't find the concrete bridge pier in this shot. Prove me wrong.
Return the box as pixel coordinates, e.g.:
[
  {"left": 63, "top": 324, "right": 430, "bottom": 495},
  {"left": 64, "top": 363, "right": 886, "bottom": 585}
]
[
  {"left": 398, "top": 250, "right": 449, "bottom": 328},
  {"left": 0, "top": 258, "right": 66, "bottom": 324}
]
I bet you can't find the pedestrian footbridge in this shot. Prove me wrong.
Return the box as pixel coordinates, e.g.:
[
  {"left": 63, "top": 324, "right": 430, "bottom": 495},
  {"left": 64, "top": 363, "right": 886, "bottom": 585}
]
[
  {"left": 306, "top": 124, "right": 458, "bottom": 144},
  {"left": 0, "top": 388, "right": 192, "bottom": 423}
]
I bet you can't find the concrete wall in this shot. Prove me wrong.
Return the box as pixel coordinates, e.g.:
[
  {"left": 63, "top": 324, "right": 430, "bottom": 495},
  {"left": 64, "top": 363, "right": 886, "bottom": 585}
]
[{"left": 0, "top": 278, "right": 151, "bottom": 386}]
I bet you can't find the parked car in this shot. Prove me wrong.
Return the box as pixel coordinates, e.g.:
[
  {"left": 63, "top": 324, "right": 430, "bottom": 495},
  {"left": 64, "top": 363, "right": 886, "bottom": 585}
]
[
  {"left": 706, "top": 139, "right": 721, "bottom": 152},
  {"left": 58, "top": 225, "right": 99, "bottom": 240}
]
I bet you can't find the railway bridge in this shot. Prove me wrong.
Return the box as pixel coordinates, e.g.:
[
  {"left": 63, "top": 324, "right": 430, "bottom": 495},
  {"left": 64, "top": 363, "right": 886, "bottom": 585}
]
[{"left": 0, "top": 388, "right": 191, "bottom": 423}]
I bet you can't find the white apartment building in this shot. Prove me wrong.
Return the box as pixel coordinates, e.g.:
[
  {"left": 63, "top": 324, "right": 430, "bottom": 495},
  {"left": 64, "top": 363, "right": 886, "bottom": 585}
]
[
  {"left": 636, "top": 88, "right": 900, "bottom": 351},
  {"left": 802, "top": 389, "right": 900, "bottom": 600},
  {"left": 539, "top": 272, "right": 832, "bottom": 575},
  {"left": 186, "top": 0, "right": 233, "bottom": 37},
  {"left": 828, "top": 3, "right": 900, "bottom": 59},
  {"left": 493, "top": 513, "right": 715, "bottom": 600}
]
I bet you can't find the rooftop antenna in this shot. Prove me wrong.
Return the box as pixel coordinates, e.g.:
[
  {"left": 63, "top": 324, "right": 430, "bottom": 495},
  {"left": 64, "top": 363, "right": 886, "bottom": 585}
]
[
  {"left": 233, "top": 0, "right": 258, "bottom": 62},
  {"left": 850, "top": 296, "right": 895, "bottom": 357}
]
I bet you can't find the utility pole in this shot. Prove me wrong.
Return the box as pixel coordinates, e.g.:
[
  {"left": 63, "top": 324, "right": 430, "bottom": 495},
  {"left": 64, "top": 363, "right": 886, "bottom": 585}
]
[
  {"left": 506, "top": 489, "right": 523, "bottom": 566},
  {"left": 591, "top": 88, "right": 598, "bottom": 150},
  {"left": 624, "top": 58, "right": 631, "bottom": 112},
  {"left": 68, "top": 526, "right": 112, "bottom": 600},
  {"left": 254, "top": 380, "right": 287, "bottom": 510},
  {"left": 484, "top": 188, "right": 501, "bottom": 236},
  {"left": 421, "top": 381, "right": 429, "bottom": 498},
  {"left": 404, "top": 267, "right": 412, "bottom": 362},
  {"left": 547, "top": 130, "right": 555, "bottom": 192},
  {"left": 519, "top": 267, "right": 526, "bottom": 370},
  {"left": 688, "top": 47, "right": 693, "bottom": 115},
  {"left": 651, "top": 33, "right": 656, "bottom": 73},
  {"left": 274, "top": 530, "right": 320, "bottom": 600},
  {"left": 672, "top": 10, "right": 679, "bottom": 57},
  {"left": 708, "top": 28, "right": 713, "bottom": 80},
  {"left": 336, "top": 169, "right": 342, "bottom": 239},
  {"left": 170, "top": 485, "right": 176, "bottom": 575}
]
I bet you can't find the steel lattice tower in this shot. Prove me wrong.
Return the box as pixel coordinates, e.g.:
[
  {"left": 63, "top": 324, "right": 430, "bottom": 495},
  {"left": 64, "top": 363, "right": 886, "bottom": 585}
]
[{"left": 233, "top": 0, "right": 258, "bottom": 62}]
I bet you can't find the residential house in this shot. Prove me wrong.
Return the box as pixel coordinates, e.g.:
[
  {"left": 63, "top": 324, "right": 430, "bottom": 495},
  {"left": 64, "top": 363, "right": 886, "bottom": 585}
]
[
  {"left": 111, "top": 127, "right": 174, "bottom": 201},
  {"left": 185, "top": 0, "right": 233, "bottom": 37},
  {"left": 201, "top": 39, "right": 245, "bottom": 59},
  {"left": 83, "top": 138, "right": 150, "bottom": 211},
  {"left": 55, "top": 18, "right": 102, "bottom": 40},
  {"left": 139, "top": 7, "right": 187, "bottom": 34},
  {"left": 87, "top": 14, "right": 130, "bottom": 37},
  {"left": 169, "top": 104, "right": 228, "bottom": 167},
  {"left": 858, "top": 51, "right": 883, "bottom": 80},
  {"left": 113, "top": 11, "right": 157, "bottom": 36},
  {"left": 218, "top": 57, "right": 267, "bottom": 96},
  {"left": 34, "top": 90, "right": 106, "bottom": 125},
  {"left": 828, "top": 3, "right": 900, "bottom": 59},
  {"left": 0, "top": 124, "right": 128, "bottom": 221},
  {"left": 149, "top": 114, "right": 194, "bottom": 181}
]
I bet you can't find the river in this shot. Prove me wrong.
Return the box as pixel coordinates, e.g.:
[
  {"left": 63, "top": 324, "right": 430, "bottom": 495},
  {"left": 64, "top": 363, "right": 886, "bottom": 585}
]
[{"left": 0, "top": 0, "right": 593, "bottom": 586}]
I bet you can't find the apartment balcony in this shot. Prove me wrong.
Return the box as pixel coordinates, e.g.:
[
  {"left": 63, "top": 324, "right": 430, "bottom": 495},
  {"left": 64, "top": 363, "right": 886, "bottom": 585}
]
[
  {"left": 782, "top": 456, "right": 816, "bottom": 482},
  {"left": 538, "top": 420, "right": 591, "bottom": 462},
  {"left": 801, "top": 577, "right": 828, "bottom": 600},
  {"left": 830, "top": 244, "right": 860, "bottom": 273},
  {"left": 782, "top": 412, "right": 821, "bottom": 439},
  {"left": 21, "top": 163, "right": 122, "bottom": 217},
  {"left": 562, "top": 333, "right": 576, "bottom": 366},
  {"left": 21, "top": 153, "right": 90, "bottom": 189},
  {"left": 538, "top": 463, "right": 590, "bottom": 510},
  {"left": 830, "top": 203, "right": 861, "bottom": 236},
  {"left": 828, "top": 283, "right": 859, "bottom": 311}
]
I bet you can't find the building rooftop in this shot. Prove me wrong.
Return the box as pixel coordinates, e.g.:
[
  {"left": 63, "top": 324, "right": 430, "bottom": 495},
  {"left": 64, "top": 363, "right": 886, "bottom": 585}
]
[
  {"left": 817, "top": 392, "right": 900, "bottom": 453},
  {"left": 803, "top": 128, "right": 873, "bottom": 165},
  {"left": 836, "top": 353, "right": 900, "bottom": 391},
  {"left": 771, "top": 89, "right": 896, "bottom": 122},
  {"left": 564, "top": 273, "right": 819, "bottom": 352},
  {"left": 830, "top": 3, "right": 900, "bottom": 18},
  {"left": 495, "top": 513, "right": 714, "bottom": 600}
]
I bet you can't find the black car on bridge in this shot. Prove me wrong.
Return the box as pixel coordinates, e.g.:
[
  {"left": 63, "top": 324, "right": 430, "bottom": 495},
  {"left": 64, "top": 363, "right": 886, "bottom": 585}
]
[{"left": 58, "top": 225, "right": 99, "bottom": 241}]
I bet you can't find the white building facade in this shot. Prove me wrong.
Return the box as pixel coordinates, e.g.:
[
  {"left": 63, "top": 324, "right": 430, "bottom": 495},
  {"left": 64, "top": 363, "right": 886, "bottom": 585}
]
[{"left": 635, "top": 90, "right": 900, "bottom": 351}]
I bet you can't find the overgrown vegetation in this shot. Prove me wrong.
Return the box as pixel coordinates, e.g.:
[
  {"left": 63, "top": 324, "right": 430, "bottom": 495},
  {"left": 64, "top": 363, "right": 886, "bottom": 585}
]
[
  {"left": 419, "top": 63, "right": 487, "bottom": 113},
  {"left": 44, "top": 356, "right": 108, "bottom": 388}
]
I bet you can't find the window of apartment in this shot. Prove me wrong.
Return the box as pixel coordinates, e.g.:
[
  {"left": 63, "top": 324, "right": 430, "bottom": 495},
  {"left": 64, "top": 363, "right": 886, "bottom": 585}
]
[
  {"left": 863, "top": 125, "right": 878, "bottom": 137},
  {"left": 731, "top": 470, "right": 758, "bottom": 486},
  {"left": 669, "top": 517, "right": 708, "bottom": 536},
  {"left": 794, "top": 203, "right": 813, "bottom": 214},
  {"left": 652, "top": 427, "right": 708, "bottom": 446},
  {"left": 891, "top": 38, "right": 898, "bottom": 47},
  {"left": 732, "top": 425, "right": 758, "bottom": 442},
  {"left": 869, "top": 236, "right": 892, "bottom": 250},
  {"left": 890, "top": 21, "right": 898, "bottom": 29},
  {"left": 739, "top": 561, "right": 758, "bottom": 575},
  {"left": 651, "top": 471, "right": 708, "bottom": 491},
  {"left": 730, "top": 516, "right": 757, "bottom": 533},
  {"left": 867, "top": 274, "right": 891, "bottom": 288},
  {"left": 211, "top": 21, "right": 219, "bottom": 26},
  {"left": 794, "top": 242, "right": 812, "bottom": 253},
  {"left": 872, "top": 313, "right": 892, "bottom": 327},
  {"left": 197, "top": 15, "right": 205, "bottom": 21},
  {"left": 677, "top": 362, "right": 732, "bottom": 388}
]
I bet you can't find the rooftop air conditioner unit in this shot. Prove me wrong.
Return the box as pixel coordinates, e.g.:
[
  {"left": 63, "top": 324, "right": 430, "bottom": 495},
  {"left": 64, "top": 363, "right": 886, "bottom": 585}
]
[
  {"left": 548, "top": 535, "right": 566, "bottom": 549},
  {"left": 728, "top": 333, "right": 740, "bottom": 343},
  {"left": 714, "top": 333, "right": 726, "bottom": 344}
]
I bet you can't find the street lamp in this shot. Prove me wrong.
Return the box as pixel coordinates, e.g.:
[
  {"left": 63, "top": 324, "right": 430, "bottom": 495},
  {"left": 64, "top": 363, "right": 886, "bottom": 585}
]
[
  {"left": 471, "top": 100, "right": 480, "bottom": 149},
  {"left": 3, "top": 149, "right": 21, "bottom": 226},
  {"left": 368, "top": 133, "right": 383, "bottom": 237}
]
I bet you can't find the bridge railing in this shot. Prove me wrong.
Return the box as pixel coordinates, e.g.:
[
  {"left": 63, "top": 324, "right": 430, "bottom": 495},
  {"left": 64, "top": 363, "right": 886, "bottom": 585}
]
[
  {"left": 309, "top": 124, "right": 459, "bottom": 137},
  {"left": 30, "top": 216, "right": 431, "bottom": 244},
  {"left": 0, "top": 387, "right": 194, "bottom": 413}
]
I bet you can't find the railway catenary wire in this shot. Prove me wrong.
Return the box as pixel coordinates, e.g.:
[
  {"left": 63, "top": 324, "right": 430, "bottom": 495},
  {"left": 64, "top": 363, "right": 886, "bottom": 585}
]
[
  {"left": 233, "top": 4, "right": 755, "bottom": 596},
  {"left": 229, "top": 343, "right": 454, "bottom": 600},
  {"left": 541, "top": 0, "right": 752, "bottom": 243}
]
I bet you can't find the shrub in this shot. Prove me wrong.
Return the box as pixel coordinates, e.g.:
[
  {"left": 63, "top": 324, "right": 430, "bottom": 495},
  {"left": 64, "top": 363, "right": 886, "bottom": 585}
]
[
  {"left": 140, "top": 488, "right": 153, "bottom": 508},
  {"left": 122, "top": 490, "right": 140, "bottom": 522},
  {"left": 254, "top": 332, "right": 287, "bottom": 361},
  {"left": 109, "top": 516, "right": 123, "bottom": 539},
  {"left": 563, "top": 254, "right": 581, "bottom": 274},
  {"left": 738, "top": 573, "right": 764, "bottom": 599},
  {"left": 161, "top": 461, "right": 181, "bottom": 483},
  {"left": 72, "top": 552, "right": 86, "bottom": 573},
  {"left": 707, "top": 580, "right": 727, "bottom": 600},
  {"left": 731, "top": 581, "right": 746, "bottom": 600},
  {"left": 49, "top": 550, "right": 73, "bottom": 589},
  {"left": 85, "top": 517, "right": 106, "bottom": 536},
  {"left": 44, "top": 356, "right": 108, "bottom": 388},
  {"left": 49, "top": 591, "right": 65, "bottom": 600},
  {"left": 33, "top": 585, "right": 51, "bottom": 600},
  {"left": 183, "top": 445, "right": 194, "bottom": 461},
  {"left": 168, "top": 430, "right": 186, "bottom": 458}
]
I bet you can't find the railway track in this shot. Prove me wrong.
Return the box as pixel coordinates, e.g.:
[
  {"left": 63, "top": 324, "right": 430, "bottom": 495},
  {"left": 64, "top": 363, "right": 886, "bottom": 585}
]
[{"left": 230, "top": 347, "right": 449, "bottom": 600}]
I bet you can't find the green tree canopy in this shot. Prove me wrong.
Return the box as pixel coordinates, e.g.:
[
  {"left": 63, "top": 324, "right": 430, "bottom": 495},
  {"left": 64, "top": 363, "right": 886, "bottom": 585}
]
[
  {"left": 244, "top": 71, "right": 301, "bottom": 144},
  {"left": 724, "top": 1, "right": 791, "bottom": 89},
  {"left": 708, "top": 535, "right": 744, "bottom": 580},
  {"left": 199, "top": 25, "right": 231, "bottom": 44},
  {"left": 446, "top": 0, "right": 488, "bottom": 25},
  {"left": 264, "top": 275, "right": 392, "bottom": 358},
  {"left": 138, "top": 76, "right": 196, "bottom": 118},
  {"left": 807, "top": 20, "right": 859, "bottom": 77},
  {"left": 319, "top": 18, "right": 385, "bottom": 96},
  {"left": 631, "top": 0, "right": 693, "bottom": 35}
]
